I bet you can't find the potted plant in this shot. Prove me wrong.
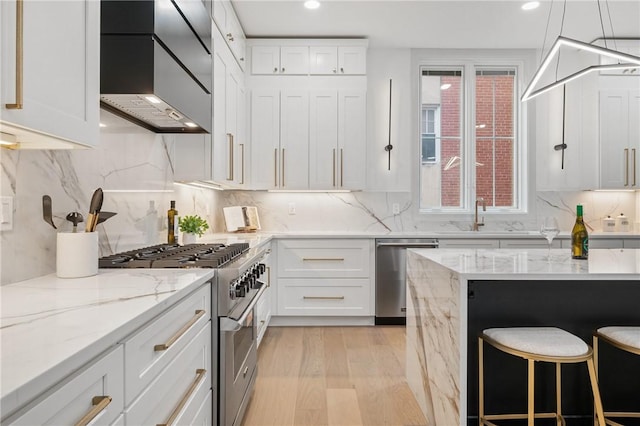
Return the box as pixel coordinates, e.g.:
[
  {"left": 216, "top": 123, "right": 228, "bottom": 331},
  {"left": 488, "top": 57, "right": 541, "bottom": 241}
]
[{"left": 178, "top": 215, "right": 209, "bottom": 244}]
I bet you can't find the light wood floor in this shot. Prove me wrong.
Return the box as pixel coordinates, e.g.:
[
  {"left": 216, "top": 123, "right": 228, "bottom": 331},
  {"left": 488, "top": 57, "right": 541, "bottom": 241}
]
[{"left": 241, "top": 326, "right": 428, "bottom": 426}]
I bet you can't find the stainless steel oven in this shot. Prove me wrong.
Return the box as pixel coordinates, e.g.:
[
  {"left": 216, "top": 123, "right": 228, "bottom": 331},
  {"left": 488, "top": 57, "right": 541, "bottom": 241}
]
[{"left": 217, "top": 247, "right": 268, "bottom": 426}]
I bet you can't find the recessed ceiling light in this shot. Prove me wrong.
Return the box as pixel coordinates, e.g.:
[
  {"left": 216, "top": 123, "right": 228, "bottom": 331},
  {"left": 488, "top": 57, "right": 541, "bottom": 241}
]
[
  {"left": 99, "top": 123, "right": 107, "bottom": 128},
  {"left": 145, "top": 96, "right": 161, "bottom": 104},
  {"left": 521, "top": 1, "right": 540, "bottom": 11},
  {"left": 304, "top": 0, "right": 320, "bottom": 10},
  {"left": 440, "top": 83, "right": 451, "bottom": 90}
]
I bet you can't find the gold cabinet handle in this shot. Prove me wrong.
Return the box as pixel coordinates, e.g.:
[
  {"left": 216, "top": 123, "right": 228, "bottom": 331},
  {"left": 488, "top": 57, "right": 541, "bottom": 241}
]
[
  {"left": 302, "top": 257, "right": 345, "bottom": 261},
  {"left": 74, "top": 396, "right": 112, "bottom": 426},
  {"left": 226, "top": 33, "right": 234, "bottom": 42},
  {"left": 266, "top": 265, "right": 271, "bottom": 288},
  {"left": 157, "top": 369, "right": 207, "bottom": 426},
  {"left": 227, "top": 133, "right": 234, "bottom": 181},
  {"left": 274, "top": 148, "right": 278, "bottom": 187},
  {"left": 340, "top": 148, "right": 344, "bottom": 187},
  {"left": 281, "top": 67, "right": 285, "bottom": 73},
  {"left": 281, "top": 148, "right": 285, "bottom": 187},
  {"left": 633, "top": 148, "right": 637, "bottom": 186},
  {"left": 239, "top": 143, "right": 245, "bottom": 185},
  {"left": 273, "top": 67, "right": 278, "bottom": 73},
  {"left": 154, "top": 310, "right": 205, "bottom": 351},
  {"left": 624, "top": 148, "right": 630, "bottom": 186},
  {"left": 303, "top": 296, "right": 345, "bottom": 300},
  {"left": 6, "top": 0, "right": 24, "bottom": 109},
  {"left": 340, "top": 67, "right": 344, "bottom": 73},
  {"left": 332, "top": 149, "right": 336, "bottom": 187}
]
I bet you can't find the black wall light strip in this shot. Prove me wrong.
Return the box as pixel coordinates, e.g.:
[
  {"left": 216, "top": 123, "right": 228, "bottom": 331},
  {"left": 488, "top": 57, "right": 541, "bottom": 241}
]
[{"left": 385, "top": 79, "right": 393, "bottom": 171}]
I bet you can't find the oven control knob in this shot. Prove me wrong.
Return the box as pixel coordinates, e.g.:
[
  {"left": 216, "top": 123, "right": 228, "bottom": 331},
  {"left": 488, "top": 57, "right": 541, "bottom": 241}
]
[
  {"left": 236, "top": 284, "right": 246, "bottom": 298},
  {"left": 258, "top": 263, "right": 266, "bottom": 274},
  {"left": 249, "top": 274, "right": 257, "bottom": 289},
  {"left": 229, "top": 285, "right": 237, "bottom": 300}
]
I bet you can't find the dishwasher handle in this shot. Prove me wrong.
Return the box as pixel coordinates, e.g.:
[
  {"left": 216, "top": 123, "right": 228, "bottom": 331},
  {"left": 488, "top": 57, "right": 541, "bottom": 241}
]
[{"left": 376, "top": 242, "right": 439, "bottom": 248}]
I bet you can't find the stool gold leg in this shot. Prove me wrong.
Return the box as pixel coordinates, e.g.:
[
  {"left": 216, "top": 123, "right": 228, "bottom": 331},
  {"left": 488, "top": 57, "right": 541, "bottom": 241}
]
[
  {"left": 556, "top": 362, "right": 562, "bottom": 426},
  {"left": 528, "top": 359, "right": 535, "bottom": 426},
  {"left": 586, "top": 357, "right": 606, "bottom": 426},
  {"left": 479, "top": 337, "right": 484, "bottom": 426},
  {"left": 593, "top": 336, "right": 599, "bottom": 426}
]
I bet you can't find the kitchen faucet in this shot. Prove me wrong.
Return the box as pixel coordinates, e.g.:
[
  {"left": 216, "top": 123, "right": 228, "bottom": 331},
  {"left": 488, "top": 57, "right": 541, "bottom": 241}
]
[{"left": 473, "top": 197, "right": 486, "bottom": 231}]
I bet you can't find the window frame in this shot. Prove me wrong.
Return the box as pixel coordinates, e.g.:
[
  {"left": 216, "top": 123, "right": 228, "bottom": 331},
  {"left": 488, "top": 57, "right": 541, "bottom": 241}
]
[{"left": 417, "top": 59, "right": 527, "bottom": 215}]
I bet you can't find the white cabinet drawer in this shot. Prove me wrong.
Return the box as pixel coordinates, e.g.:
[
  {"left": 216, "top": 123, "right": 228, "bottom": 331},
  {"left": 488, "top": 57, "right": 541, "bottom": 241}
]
[
  {"left": 277, "top": 278, "right": 371, "bottom": 316},
  {"left": 437, "top": 239, "right": 499, "bottom": 249},
  {"left": 7, "top": 346, "right": 124, "bottom": 426},
  {"left": 123, "top": 284, "right": 210, "bottom": 404},
  {"left": 125, "top": 323, "right": 211, "bottom": 425},
  {"left": 499, "top": 239, "right": 561, "bottom": 249},
  {"left": 277, "top": 239, "right": 371, "bottom": 278},
  {"left": 624, "top": 239, "right": 640, "bottom": 248}
]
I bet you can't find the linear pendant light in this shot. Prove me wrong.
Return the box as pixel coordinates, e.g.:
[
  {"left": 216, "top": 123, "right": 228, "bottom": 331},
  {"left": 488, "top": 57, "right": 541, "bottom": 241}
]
[{"left": 522, "top": 36, "right": 640, "bottom": 101}]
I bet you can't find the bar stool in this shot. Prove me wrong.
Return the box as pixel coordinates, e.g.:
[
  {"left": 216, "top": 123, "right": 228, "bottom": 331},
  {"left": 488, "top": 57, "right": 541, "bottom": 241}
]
[
  {"left": 479, "top": 327, "right": 605, "bottom": 426},
  {"left": 593, "top": 326, "right": 640, "bottom": 426}
]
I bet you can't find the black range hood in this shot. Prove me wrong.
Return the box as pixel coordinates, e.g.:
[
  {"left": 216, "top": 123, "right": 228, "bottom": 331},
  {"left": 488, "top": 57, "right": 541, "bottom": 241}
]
[{"left": 101, "top": 0, "right": 212, "bottom": 133}]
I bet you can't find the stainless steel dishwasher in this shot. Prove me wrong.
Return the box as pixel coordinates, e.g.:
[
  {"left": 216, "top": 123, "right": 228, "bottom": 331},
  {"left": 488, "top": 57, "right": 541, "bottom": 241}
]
[{"left": 375, "top": 238, "right": 439, "bottom": 325}]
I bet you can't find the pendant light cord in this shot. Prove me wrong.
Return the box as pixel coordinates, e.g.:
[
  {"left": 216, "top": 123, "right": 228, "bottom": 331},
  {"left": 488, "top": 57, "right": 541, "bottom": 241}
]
[
  {"left": 539, "top": 0, "right": 555, "bottom": 64},
  {"left": 555, "top": 0, "right": 567, "bottom": 80}
]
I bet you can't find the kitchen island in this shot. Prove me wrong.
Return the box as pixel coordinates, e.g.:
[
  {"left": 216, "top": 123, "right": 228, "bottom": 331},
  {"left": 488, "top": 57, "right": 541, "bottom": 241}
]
[{"left": 406, "top": 248, "right": 640, "bottom": 426}]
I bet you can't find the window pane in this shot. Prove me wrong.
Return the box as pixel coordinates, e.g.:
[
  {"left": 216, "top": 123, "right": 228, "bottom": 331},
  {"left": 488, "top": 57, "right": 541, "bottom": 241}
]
[
  {"left": 475, "top": 69, "right": 515, "bottom": 208},
  {"left": 420, "top": 69, "right": 463, "bottom": 209}
]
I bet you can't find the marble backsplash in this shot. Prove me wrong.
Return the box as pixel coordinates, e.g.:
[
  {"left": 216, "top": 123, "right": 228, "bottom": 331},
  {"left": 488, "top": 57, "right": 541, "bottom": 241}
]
[
  {"left": 0, "top": 127, "right": 220, "bottom": 285},
  {"left": 217, "top": 190, "right": 638, "bottom": 235}
]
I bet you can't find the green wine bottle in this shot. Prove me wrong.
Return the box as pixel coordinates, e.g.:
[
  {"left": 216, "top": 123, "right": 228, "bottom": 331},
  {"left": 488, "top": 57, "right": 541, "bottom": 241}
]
[{"left": 571, "top": 204, "right": 588, "bottom": 259}]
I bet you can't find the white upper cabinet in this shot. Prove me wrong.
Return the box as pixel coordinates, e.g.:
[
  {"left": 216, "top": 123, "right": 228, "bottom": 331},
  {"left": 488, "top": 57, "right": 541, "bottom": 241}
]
[
  {"left": 309, "top": 90, "right": 366, "bottom": 190},
  {"left": 309, "top": 46, "right": 367, "bottom": 75},
  {"left": 212, "top": 0, "right": 246, "bottom": 70},
  {"left": 0, "top": 0, "right": 99, "bottom": 148},
  {"left": 250, "top": 89, "right": 309, "bottom": 189},
  {"left": 253, "top": 43, "right": 367, "bottom": 76},
  {"left": 599, "top": 88, "right": 640, "bottom": 189},
  {"left": 252, "top": 46, "right": 310, "bottom": 75},
  {"left": 337, "top": 46, "right": 367, "bottom": 75}
]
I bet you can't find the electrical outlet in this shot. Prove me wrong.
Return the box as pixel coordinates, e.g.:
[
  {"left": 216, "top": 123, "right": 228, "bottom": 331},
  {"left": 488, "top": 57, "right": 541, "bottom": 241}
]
[
  {"left": 288, "top": 202, "right": 296, "bottom": 215},
  {"left": 1, "top": 196, "right": 13, "bottom": 231},
  {"left": 392, "top": 203, "right": 400, "bottom": 215}
]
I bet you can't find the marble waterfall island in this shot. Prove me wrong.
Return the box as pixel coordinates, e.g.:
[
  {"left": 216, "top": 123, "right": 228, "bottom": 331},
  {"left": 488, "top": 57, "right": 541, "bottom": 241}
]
[{"left": 406, "top": 248, "right": 640, "bottom": 426}]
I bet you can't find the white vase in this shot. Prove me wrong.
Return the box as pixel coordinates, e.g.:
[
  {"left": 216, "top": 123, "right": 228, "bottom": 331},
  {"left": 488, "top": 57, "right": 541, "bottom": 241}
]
[{"left": 182, "top": 232, "right": 198, "bottom": 245}]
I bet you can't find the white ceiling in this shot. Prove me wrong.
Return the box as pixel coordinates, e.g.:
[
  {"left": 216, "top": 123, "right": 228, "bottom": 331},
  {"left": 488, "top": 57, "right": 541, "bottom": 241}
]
[{"left": 231, "top": 0, "right": 640, "bottom": 49}]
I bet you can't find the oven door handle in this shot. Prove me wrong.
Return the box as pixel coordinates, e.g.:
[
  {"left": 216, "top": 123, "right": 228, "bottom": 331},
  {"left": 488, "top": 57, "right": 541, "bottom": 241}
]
[{"left": 220, "top": 281, "right": 267, "bottom": 332}]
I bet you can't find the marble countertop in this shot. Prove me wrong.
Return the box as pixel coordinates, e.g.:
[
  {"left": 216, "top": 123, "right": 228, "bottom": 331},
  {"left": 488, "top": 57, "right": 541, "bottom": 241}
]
[
  {"left": 0, "top": 269, "right": 215, "bottom": 418},
  {"left": 408, "top": 248, "right": 640, "bottom": 279},
  {"left": 217, "top": 231, "right": 640, "bottom": 239}
]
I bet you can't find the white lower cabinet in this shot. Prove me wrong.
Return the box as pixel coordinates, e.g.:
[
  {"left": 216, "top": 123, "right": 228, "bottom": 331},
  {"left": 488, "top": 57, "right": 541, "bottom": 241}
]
[
  {"left": 124, "top": 323, "right": 211, "bottom": 425},
  {"left": 275, "top": 239, "right": 373, "bottom": 320},
  {"left": 123, "top": 284, "right": 211, "bottom": 404},
  {"left": 624, "top": 238, "right": 640, "bottom": 248},
  {"left": 6, "top": 346, "right": 124, "bottom": 426},
  {"left": 278, "top": 278, "right": 371, "bottom": 316},
  {"left": 4, "top": 283, "right": 213, "bottom": 426}
]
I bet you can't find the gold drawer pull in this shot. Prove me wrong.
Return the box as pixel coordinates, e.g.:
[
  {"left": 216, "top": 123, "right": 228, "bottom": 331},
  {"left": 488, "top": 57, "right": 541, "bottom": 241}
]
[
  {"left": 154, "top": 310, "right": 205, "bottom": 351},
  {"left": 303, "top": 296, "right": 345, "bottom": 300},
  {"left": 624, "top": 148, "right": 629, "bottom": 186},
  {"left": 227, "top": 133, "right": 234, "bottom": 181},
  {"left": 239, "top": 143, "right": 245, "bottom": 185},
  {"left": 157, "top": 369, "right": 207, "bottom": 426},
  {"left": 302, "top": 257, "right": 345, "bottom": 261},
  {"left": 6, "top": 0, "right": 24, "bottom": 109},
  {"left": 74, "top": 396, "right": 112, "bottom": 426}
]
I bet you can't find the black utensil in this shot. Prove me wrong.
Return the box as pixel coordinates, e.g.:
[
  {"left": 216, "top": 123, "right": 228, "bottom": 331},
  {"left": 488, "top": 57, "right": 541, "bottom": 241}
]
[
  {"left": 42, "top": 195, "right": 57, "bottom": 229},
  {"left": 66, "top": 212, "right": 84, "bottom": 232},
  {"left": 85, "top": 188, "right": 103, "bottom": 232},
  {"left": 96, "top": 211, "right": 116, "bottom": 225}
]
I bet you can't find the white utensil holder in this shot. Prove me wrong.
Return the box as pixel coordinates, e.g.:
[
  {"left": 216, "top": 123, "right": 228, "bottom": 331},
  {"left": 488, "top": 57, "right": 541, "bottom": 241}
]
[{"left": 56, "top": 232, "right": 98, "bottom": 278}]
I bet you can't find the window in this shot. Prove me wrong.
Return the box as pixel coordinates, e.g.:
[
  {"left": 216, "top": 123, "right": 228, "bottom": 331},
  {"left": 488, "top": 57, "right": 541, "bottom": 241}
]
[{"left": 419, "top": 65, "right": 520, "bottom": 212}]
